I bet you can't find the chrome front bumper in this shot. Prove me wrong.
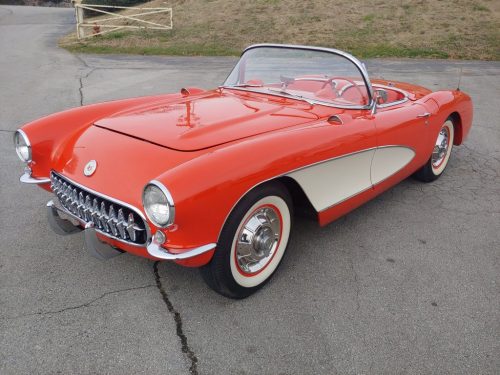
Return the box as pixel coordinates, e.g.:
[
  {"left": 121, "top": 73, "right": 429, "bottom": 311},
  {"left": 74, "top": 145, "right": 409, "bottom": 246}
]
[{"left": 47, "top": 200, "right": 216, "bottom": 261}]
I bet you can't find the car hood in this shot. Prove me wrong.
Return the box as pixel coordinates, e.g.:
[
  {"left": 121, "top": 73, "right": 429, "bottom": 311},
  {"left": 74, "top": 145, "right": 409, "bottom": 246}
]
[{"left": 94, "top": 90, "right": 319, "bottom": 151}]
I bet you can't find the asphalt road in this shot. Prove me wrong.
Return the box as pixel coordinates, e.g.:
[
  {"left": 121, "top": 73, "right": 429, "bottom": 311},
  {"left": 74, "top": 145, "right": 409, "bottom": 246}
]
[{"left": 1, "top": 5, "right": 499, "bottom": 375}]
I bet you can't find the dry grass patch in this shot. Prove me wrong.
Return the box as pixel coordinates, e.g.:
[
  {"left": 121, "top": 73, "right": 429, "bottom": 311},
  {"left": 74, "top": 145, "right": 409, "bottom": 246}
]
[{"left": 60, "top": 0, "right": 500, "bottom": 59}]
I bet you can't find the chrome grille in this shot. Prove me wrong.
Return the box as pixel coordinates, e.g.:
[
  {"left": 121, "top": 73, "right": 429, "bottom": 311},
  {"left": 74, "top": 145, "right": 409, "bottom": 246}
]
[{"left": 50, "top": 172, "right": 148, "bottom": 245}]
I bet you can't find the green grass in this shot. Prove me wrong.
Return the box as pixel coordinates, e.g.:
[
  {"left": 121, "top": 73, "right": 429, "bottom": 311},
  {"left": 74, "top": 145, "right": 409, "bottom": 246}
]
[
  {"left": 348, "top": 45, "right": 450, "bottom": 59},
  {"left": 63, "top": 41, "right": 450, "bottom": 59},
  {"left": 472, "top": 3, "right": 490, "bottom": 12},
  {"left": 63, "top": 43, "right": 239, "bottom": 56}
]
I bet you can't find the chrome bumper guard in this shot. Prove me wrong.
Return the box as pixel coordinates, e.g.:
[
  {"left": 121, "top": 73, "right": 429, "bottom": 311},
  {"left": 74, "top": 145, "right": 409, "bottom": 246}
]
[
  {"left": 47, "top": 200, "right": 123, "bottom": 260},
  {"left": 20, "top": 171, "right": 50, "bottom": 184},
  {"left": 47, "top": 200, "right": 216, "bottom": 261}
]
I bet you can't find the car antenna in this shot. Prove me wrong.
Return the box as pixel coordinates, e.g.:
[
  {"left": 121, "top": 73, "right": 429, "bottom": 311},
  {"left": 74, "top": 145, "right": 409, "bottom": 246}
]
[{"left": 456, "top": 67, "right": 463, "bottom": 91}]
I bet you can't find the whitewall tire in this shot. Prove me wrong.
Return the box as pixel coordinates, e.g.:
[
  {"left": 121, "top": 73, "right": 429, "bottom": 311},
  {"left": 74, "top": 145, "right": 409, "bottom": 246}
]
[
  {"left": 200, "top": 182, "right": 293, "bottom": 299},
  {"left": 414, "top": 118, "right": 455, "bottom": 182}
]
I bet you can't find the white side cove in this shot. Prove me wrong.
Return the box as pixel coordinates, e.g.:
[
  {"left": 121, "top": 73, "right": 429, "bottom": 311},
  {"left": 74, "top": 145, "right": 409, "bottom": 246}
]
[
  {"left": 371, "top": 146, "right": 415, "bottom": 185},
  {"left": 286, "top": 146, "right": 415, "bottom": 212},
  {"left": 286, "top": 149, "right": 375, "bottom": 212}
]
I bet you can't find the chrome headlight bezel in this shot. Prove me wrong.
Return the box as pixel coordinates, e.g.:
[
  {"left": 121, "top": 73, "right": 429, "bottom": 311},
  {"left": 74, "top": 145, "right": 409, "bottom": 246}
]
[
  {"left": 14, "top": 129, "right": 32, "bottom": 163},
  {"left": 142, "top": 180, "right": 175, "bottom": 228}
]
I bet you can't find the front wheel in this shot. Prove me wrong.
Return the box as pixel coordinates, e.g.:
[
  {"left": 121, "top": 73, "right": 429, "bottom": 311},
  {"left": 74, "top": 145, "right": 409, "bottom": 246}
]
[
  {"left": 200, "top": 182, "right": 293, "bottom": 299},
  {"left": 413, "top": 118, "right": 454, "bottom": 182}
]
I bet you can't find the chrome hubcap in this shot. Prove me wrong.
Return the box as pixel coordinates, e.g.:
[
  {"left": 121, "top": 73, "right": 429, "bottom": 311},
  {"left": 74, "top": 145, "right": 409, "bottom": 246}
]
[
  {"left": 432, "top": 127, "right": 449, "bottom": 168},
  {"left": 235, "top": 206, "right": 281, "bottom": 274}
]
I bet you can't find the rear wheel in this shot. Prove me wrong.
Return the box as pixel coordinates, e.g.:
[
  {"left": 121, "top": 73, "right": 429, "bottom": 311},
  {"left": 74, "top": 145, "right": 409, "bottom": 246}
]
[
  {"left": 200, "top": 182, "right": 293, "bottom": 299},
  {"left": 414, "top": 118, "right": 454, "bottom": 182}
]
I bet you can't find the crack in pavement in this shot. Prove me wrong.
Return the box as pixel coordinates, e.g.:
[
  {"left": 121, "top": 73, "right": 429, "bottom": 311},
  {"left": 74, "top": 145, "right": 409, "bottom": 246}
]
[
  {"left": 153, "top": 261, "right": 198, "bottom": 375},
  {"left": 73, "top": 54, "right": 96, "bottom": 106},
  {"left": 78, "top": 68, "right": 96, "bottom": 106},
  {"left": 0, "top": 129, "right": 15, "bottom": 133},
  {"left": 3, "top": 284, "right": 155, "bottom": 320}
]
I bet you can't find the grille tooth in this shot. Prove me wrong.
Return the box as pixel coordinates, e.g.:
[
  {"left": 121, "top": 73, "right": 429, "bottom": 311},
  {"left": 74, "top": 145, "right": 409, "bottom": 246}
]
[
  {"left": 71, "top": 189, "right": 79, "bottom": 214},
  {"left": 78, "top": 192, "right": 85, "bottom": 217},
  {"left": 100, "top": 201, "right": 110, "bottom": 232},
  {"left": 117, "top": 209, "right": 127, "bottom": 239},
  {"left": 91, "top": 198, "right": 100, "bottom": 228},
  {"left": 65, "top": 185, "right": 72, "bottom": 206},
  {"left": 126, "top": 213, "right": 137, "bottom": 242},
  {"left": 61, "top": 182, "right": 68, "bottom": 200},
  {"left": 50, "top": 172, "right": 147, "bottom": 245},
  {"left": 108, "top": 205, "right": 118, "bottom": 236},
  {"left": 83, "top": 195, "right": 91, "bottom": 222}
]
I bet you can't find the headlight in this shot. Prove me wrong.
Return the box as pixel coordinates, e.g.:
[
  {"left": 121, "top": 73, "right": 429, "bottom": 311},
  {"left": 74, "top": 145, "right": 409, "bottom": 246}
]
[
  {"left": 14, "top": 129, "right": 31, "bottom": 163},
  {"left": 143, "top": 181, "right": 175, "bottom": 227}
]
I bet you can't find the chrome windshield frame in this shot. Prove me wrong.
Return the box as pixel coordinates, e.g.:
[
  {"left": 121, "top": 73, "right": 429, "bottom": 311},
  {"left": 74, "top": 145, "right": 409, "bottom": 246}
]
[{"left": 222, "top": 43, "right": 375, "bottom": 110}]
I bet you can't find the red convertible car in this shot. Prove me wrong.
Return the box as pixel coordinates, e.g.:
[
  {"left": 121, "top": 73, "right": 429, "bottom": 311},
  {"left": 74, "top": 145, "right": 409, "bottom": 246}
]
[{"left": 15, "top": 44, "right": 473, "bottom": 298}]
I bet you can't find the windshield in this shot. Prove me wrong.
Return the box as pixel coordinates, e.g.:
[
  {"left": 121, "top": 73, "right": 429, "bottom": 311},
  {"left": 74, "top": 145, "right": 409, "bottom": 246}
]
[{"left": 223, "top": 45, "right": 372, "bottom": 108}]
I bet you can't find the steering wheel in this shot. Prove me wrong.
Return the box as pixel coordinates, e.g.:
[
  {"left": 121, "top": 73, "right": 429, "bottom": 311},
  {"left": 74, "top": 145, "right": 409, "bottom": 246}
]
[{"left": 320, "top": 76, "right": 367, "bottom": 104}]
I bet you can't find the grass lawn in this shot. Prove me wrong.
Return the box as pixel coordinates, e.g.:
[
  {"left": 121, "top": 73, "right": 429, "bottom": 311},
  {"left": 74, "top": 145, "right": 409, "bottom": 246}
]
[{"left": 60, "top": 0, "right": 500, "bottom": 60}]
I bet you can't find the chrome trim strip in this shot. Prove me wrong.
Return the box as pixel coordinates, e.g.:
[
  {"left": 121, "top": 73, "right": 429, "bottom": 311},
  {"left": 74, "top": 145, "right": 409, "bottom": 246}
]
[
  {"left": 20, "top": 171, "right": 50, "bottom": 184},
  {"left": 287, "top": 147, "right": 377, "bottom": 176},
  {"left": 147, "top": 241, "right": 216, "bottom": 260},
  {"left": 377, "top": 97, "right": 409, "bottom": 108},
  {"left": 50, "top": 171, "right": 151, "bottom": 247},
  {"left": 224, "top": 43, "right": 375, "bottom": 110},
  {"left": 143, "top": 180, "right": 176, "bottom": 228},
  {"left": 318, "top": 186, "right": 374, "bottom": 213},
  {"left": 373, "top": 84, "right": 410, "bottom": 108},
  {"left": 14, "top": 129, "right": 32, "bottom": 163}
]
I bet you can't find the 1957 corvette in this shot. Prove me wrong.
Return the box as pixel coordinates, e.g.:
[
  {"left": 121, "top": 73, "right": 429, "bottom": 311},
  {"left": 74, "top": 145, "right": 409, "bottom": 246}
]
[{"left": 14, "top": 44, "right": 473, "bottom": 298}]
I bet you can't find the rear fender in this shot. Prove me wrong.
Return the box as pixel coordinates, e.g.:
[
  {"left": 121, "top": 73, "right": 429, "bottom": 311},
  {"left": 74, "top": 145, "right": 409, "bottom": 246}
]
[{"left": 418, "top": 90, "right": 473, "bottom": 145}]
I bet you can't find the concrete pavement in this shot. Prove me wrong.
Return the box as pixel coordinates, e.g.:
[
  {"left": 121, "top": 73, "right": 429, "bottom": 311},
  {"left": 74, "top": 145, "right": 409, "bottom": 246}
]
[{"left": 1, "top": 5, "right": 499, "bottom": 375}]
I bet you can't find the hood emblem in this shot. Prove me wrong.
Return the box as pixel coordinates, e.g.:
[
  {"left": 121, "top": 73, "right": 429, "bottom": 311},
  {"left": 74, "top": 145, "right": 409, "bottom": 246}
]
[{"left": 84, "top": 160, "right": 97, "bottom": 176}]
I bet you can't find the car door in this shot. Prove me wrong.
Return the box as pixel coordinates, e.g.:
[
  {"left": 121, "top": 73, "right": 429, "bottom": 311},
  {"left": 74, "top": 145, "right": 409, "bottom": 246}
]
[
  {"left": 371, "top": 103, "right": 431, "bottom": 186},
  {"left": 287, "top": 109, "right": 377, "bottom": 212}
]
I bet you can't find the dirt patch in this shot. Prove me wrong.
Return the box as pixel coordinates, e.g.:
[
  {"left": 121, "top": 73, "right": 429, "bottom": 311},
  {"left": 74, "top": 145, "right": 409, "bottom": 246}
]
[{"left": 59, "top": 0, "right": 500, "bottom": 59}]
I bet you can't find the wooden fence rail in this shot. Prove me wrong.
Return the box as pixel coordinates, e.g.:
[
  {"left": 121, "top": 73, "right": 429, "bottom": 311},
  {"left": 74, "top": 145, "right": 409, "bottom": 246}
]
[{"left": 74, "top": 3, "right": 173, "bottom": 39}]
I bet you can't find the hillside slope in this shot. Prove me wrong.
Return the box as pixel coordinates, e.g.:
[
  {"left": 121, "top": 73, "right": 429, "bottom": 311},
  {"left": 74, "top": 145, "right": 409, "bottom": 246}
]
[{"left": 60, "top": 0, "right": 500, "bottom": 60}]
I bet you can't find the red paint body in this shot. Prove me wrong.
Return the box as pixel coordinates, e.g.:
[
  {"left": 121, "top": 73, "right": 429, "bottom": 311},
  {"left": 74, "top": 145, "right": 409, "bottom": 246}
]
[{"left": 21, "top": 76, "right": 472, "bottom": 267}]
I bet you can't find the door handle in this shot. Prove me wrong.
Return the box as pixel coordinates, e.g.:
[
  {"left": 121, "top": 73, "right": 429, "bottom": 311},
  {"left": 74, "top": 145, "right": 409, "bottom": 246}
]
[{"left": 417, "top": 112, "right": 431, "bottom": 118}]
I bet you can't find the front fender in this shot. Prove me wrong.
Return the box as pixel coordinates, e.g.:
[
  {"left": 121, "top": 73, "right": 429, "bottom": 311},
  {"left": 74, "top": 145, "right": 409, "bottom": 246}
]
[
  {"left": 156, "top": 115, "right": 376, "bottom": 250},
  {"left": 18, "top": 93, "right": 182, "bottom": 189}
]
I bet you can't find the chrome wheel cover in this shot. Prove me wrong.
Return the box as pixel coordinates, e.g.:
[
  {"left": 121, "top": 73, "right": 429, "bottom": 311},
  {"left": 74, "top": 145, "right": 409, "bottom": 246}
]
[
  {"left": 235, "top": 206, "right": 282, "bottom": 274},
  {"left": 432, "top": 126, "right": 450, "bottom": 168}
]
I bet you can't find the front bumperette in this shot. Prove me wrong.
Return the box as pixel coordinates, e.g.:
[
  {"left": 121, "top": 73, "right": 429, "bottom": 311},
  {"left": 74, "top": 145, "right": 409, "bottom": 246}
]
[{"left": 47, "top": 197, "right": 216, "bottom": 262}]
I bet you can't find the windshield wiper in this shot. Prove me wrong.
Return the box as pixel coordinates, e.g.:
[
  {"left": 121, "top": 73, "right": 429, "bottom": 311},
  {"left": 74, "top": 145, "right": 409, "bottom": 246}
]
[
  {"left": 267, "top": 88, "right": 315, "bottom": 105},
  {"left": 219, "top": 83, "right": 263, "bottom": 88},
  {"left": 220, "top": 84, "right": 315, "bottom": 105}
]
